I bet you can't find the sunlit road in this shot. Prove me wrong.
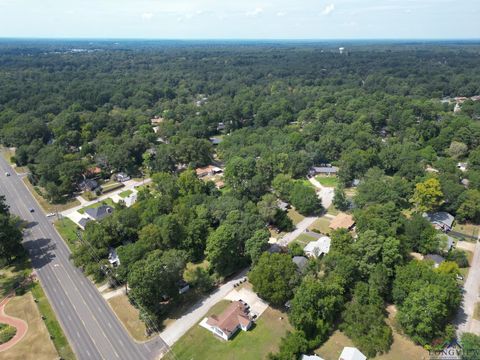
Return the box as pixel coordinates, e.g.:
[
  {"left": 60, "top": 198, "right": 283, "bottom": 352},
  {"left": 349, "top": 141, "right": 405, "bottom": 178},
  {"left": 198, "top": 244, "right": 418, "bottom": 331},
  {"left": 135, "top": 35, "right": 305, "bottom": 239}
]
[{"left": 0, "top": 157, "right": 166, "bottom": 360}]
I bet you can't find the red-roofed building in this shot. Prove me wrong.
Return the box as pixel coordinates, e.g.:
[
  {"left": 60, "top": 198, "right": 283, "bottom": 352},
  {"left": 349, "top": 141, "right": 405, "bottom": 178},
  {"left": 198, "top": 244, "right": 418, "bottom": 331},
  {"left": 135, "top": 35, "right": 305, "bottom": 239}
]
[{"left": 203, "top": 301, "right": 252, "bottom": 340}]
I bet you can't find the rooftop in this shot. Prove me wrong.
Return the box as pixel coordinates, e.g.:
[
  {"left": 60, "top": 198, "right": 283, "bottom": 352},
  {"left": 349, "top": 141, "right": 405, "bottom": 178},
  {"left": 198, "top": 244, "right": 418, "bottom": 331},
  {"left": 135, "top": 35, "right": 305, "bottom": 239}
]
[
  {"left": 206, "top": 301, "right": 251, "bottom": 338},
  {"left": 329, "top": 213, "right": 355, "bottom": 230},
  {"left": 85, "top": 205, "right": 114, "bottom": 221}
]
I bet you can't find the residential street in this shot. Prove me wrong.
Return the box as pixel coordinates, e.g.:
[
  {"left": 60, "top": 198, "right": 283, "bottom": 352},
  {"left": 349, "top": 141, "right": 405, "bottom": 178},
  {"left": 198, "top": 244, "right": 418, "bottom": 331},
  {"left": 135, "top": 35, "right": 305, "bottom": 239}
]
[
  {"left": 0, "top": 157, "right": 166, "bottom": 360},
  {"left": 456, "top": 239, "right": 480, "bottom": 336}
]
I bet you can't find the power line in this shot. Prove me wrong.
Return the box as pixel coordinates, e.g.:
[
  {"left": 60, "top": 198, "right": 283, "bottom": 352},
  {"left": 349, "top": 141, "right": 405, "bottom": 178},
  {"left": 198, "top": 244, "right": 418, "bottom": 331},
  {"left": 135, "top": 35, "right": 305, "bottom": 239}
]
[{"left": 73, "top": 229, "right": 179, "bottom": 360}]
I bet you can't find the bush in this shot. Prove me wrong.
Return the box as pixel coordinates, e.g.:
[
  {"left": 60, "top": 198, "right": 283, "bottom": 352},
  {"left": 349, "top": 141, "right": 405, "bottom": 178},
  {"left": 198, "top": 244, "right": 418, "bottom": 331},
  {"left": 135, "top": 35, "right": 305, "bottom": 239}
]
[
  {"left": 0, "top": 324, "right": 17, "bottom": 344},
  {"left": 446, "top": 249, "right": 469, "bottom": 268},
  {"left": 288, "top": 242, "right": 304, "bottom": 257}
]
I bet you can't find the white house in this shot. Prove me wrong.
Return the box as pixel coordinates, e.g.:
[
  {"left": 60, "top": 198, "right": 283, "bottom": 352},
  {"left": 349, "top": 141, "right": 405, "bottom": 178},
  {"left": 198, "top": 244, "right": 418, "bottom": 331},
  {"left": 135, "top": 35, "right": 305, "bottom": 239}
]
[
  {"left": 200, "top": 301, "right": 252, "bottom": 340},
  {"left": 303, "top": 236, "right": 331, "bottom": 258},
  {"left": 339, "top": 347, "right": 367, "bottom": 360}
]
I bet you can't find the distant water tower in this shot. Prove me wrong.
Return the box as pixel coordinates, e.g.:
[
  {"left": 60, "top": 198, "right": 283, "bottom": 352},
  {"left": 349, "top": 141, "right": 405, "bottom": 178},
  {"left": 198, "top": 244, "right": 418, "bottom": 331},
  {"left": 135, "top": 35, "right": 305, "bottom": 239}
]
[{"left": 339, "top": 47, "right": 345, "bottom": 54}]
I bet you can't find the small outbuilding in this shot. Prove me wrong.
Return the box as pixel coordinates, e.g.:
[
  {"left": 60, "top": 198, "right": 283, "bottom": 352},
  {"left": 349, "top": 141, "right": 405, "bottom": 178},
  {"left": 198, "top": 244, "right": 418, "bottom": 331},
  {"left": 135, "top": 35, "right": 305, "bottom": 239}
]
[{"left": 424, "top": 254, "right": 445, "bottom": 268}]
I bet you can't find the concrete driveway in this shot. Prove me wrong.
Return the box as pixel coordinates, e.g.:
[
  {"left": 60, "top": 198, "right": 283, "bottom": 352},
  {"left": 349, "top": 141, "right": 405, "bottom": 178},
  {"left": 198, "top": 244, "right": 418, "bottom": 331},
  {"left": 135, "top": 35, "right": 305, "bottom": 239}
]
[
  {"left": 225, "top": 287, "right": 268, "bottom": 318},
  {"left": 159, "top": 269, "right": 248, "bottom": 346},
  {"left": 308, "top": 177, "right": 334, "bottom": 209},
  {"left": 277, "top": 216, "right": 318, "bottom": 247}
]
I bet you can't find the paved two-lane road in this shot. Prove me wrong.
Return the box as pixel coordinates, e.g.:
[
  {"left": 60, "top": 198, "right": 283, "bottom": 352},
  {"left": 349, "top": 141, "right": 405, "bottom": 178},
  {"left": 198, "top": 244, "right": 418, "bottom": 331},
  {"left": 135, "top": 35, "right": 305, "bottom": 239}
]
[{"left": 0, "top": 157, "right": 166, "bottom": 360}]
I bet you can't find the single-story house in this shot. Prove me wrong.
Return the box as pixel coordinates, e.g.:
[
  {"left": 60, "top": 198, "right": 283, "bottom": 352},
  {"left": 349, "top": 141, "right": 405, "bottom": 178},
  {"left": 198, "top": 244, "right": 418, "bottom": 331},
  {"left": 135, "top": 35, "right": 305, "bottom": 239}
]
[
  {"left": 309, "top": 165, "right": 339, "bottom": 177},
  {"left": 424, "top": 254, "right": 445, "bottom": 268},
  {"left": 423, "top": 212, "right": 455, "bottom": 232},
  {"left": 176, "top": 280, "right": 190, "bottom": 295},
  {"left": 339, "top": 347, "right": 366, "bottom": 360},
  {"left": 108, "top": 247, "right": 120, "bottom": 267},
  {"left": 302, "top": 355, "right": 324, "bottom": 360},
  {"left": 78, "top": 217, "right": 92, "bottom": 230},
  {"left": 329, "top": 213, "right": 355, "bottom": 231},
  {"left": 85, "top": 205, "right": 114, "bottom": 221},
  {"left": 115, "top": 172, "right": 131, "bottom": 182},
  {"left": 203, "top": 301, "right": 252, "bottom": 340},
  {"left": 150, "top": 116, "right": 164, "bottom": 125},
  {"left": 303, "top": 236, "right": 331, "bottom": 258},
  {"left": 195, "top": 165, "right": 223, "bottom": 178},
  {"left": 292, "top": 256, "right": 309, "bottom": 272},
  {"left": 79, "top": 179, "right": 99, "bottom": 192},
  {"left": 277, "top": 200, "right": 290, "bottom": 212}
]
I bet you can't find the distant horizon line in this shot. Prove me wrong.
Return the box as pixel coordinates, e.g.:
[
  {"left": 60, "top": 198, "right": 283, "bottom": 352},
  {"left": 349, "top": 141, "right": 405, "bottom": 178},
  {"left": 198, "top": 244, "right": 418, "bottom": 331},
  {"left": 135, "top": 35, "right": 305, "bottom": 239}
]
[{"left": 0, "top": 37, "right": 480, "bottom": 42}]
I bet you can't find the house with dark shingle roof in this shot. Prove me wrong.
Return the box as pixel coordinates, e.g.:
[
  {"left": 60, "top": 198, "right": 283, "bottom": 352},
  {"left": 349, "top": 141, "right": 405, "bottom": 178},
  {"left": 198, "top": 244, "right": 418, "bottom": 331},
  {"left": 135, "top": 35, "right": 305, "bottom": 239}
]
[
  {"left": 78, "top": 217, "right": 92, "bottom": 230},
  {"left": 85, "top": 205, "right": 114, "bottom": 221},
  {"left": 424, "top": 212, "right": 455, "bottom": 232},
  {"left": 292, "top": 256, "right": 309, "bottom": 272}
]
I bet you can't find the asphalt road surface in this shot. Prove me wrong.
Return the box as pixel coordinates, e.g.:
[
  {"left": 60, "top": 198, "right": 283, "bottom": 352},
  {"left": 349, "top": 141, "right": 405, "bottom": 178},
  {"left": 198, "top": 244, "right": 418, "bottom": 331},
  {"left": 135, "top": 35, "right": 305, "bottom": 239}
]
[{"left": 0, "top": 157, "right": 167, "bottom": 360}]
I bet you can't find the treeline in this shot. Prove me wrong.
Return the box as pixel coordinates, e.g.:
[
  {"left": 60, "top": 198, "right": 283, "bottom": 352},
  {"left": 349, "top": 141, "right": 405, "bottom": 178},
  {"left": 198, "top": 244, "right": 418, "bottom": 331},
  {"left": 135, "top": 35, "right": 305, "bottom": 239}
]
[
  {"left": 1, "top": 43, "right": 480, "bottom": 203},
  {"left": 0, "top": 196, "right": 23, "bottom": 265}
]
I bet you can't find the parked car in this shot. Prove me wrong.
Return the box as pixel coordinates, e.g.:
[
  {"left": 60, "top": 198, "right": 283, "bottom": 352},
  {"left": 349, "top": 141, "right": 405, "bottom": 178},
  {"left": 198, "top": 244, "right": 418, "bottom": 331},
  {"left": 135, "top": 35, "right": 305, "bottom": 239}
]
[
  {"left": 5, "top": 171, "right": 10, "bottom": 176},
  {"left": 46, "top": 213, "right": 55, "bottom": 217}
]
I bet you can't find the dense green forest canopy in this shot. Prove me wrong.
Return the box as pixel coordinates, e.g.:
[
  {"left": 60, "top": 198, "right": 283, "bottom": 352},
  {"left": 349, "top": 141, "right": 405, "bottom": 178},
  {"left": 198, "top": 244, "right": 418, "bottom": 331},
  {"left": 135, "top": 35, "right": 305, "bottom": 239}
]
[{"left": 2, "top": 40, "right": 480, "bottom": 357}]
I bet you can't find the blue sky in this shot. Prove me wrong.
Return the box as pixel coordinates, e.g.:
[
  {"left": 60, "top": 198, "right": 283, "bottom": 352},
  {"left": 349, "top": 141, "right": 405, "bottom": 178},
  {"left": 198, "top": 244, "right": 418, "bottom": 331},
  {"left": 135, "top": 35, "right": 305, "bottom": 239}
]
[{"left": 0, "top": 0, "right": 479, "bottom": 39}]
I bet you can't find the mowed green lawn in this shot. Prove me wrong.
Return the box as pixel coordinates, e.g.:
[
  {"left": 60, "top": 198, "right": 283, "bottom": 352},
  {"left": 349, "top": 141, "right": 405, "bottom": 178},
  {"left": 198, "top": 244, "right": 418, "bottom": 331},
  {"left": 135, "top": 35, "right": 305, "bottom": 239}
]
[
  {"left": 78, "top": 198, "right": 115, "bottom": 214},
  {"left": 315, "top": 175, "right": 339, "bottom": 188},
  {"left": 308, "top": 217, "right": 332, "bottom": 235},
  {"left": 54, "top": 218, "right": 80, "bottom": 251},
  {"left": 171, "top": 301, "right": 292, "bottom": 360}
]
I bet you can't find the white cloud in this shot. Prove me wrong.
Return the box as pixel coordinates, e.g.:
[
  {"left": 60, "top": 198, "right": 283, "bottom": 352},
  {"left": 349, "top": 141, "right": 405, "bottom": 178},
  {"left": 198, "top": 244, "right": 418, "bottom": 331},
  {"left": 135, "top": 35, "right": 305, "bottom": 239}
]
[
  {"left": 245, "top": 7, "right": 264, "bottom": 17},
  {"left": 321, "top": 3, "right": 335, "bottom": 16},
  {"left": 276, "top": 11, "right": 287, "bottom": 17},
  {"left": 141, "top": 12, "right": 153, "bottom": 20}
]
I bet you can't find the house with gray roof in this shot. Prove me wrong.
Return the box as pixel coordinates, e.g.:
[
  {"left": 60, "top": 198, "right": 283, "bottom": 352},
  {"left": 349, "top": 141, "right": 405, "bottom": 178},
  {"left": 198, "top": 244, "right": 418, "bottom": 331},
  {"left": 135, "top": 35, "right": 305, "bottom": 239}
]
[
  {"left": 309, "top": 165, "right": 339, "bottom": 176},
  {"left": 292, "top": 256, "right": 309, "bottom": 272},
  {"left": 424, "top": 212, "right": 455, "bottom": 232},
  {"left": 78, "top": 217, "right": 92, "bottom": 230},
  {"left": 85, "top": 205, "right": 114, "bottom": 221}
]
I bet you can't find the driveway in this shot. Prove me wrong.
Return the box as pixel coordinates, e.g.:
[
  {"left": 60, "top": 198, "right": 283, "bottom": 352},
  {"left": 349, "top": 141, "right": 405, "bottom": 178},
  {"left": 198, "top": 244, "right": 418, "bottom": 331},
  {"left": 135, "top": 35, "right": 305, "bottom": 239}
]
[
  {"left": 159, "top": 269, "right": 248, "bottom": 346},
  {"left": 308, "top": 177, "right": 334, "bottom": 209},
  {"left": 456, "top": 239, "right": 480, "bottom": 335},
  {"left": 225, "top": 287, "right": 268, "bottom": 318},
  {"left": 277, "top": 216, "right": 318, "bottom": 247},
  {"left": 62, "top": 178, "right": 150, "bottom": 217}
]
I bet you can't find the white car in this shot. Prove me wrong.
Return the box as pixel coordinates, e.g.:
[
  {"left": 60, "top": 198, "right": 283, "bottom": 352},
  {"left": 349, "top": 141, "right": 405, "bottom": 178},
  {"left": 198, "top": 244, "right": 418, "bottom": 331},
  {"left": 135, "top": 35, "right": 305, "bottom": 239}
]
[
  {"left": 46, "top": 213, "right": 55, "bottom": 217},
  {"left": 5, "top": 172, "right": 10, "bottom": 176}
]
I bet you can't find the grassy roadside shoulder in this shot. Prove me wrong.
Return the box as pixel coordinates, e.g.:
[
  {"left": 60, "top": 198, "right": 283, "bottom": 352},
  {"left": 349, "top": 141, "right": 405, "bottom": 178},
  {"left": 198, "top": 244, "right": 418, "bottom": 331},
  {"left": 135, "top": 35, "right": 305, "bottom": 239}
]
[
  {"left": 54, "top": 218, "right": 81, "bottom": 252},
  {"left": 30, "top": 282, "right": 76, "bottom": 360},
  {"left": 22, "top": 177, "right": 80, "bottom": 213}
]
